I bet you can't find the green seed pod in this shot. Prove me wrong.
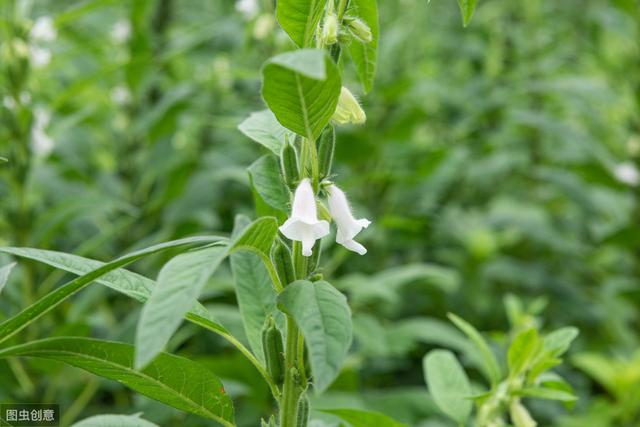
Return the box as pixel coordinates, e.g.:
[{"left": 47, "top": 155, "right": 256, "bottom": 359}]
[
  {"left": 273, "top": 239, "right": 296, "bottom": 286},
  {"left": 318, "top": 125, "right": 335, "bottom": 179},
  {"left": 261, "top": 317, "right": 284, "bottom": 383},
  {"left": 280, "top": 139, "right": 299, "bottom": 190},
  {"left": 308, "top": 246, "right": 321, "bottom": 273},
  {"left": 295, "top": 392, "right": 310, "bottom": 427}
]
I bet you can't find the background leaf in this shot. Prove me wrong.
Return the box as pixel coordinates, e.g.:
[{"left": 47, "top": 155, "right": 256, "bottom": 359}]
[
  {"left": 319, "top": 408, "right": 407, "bottom": 427},
  {"left": 262, "top": 49, "right": 341, "bottom": 140},
  {"left": 348, "top": 0, "right": 379, "bottom": 93},
  {"left": 456, "top": 0, "right": 478, "bottom": 27},
  {"left": 278, "top": 280, "right": 352, "bottom": 393},
  {"left": 0, "top": 337, "right": 235, "bottom": 426},
  {"left": 0, "top": 262, "right": 16, "bottom": 295},
  {"left": 423, "top": 349, "right": 472, "bottom": 424},
  {"left": 238, "top": 110, "right": 293, "bottom": 155}
]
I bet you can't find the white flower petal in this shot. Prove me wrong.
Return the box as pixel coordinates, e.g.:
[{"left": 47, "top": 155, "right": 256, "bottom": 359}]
[{"left": 327, "top": 185, "right": 370, "bottom": 255}]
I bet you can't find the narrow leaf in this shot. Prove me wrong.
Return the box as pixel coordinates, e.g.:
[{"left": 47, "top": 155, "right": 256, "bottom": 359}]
[
  {"left": 230, "top": 216, "right": 279, "bottom": 364},
  {"left": 319, "top": 408, "right": 407, "bottom": 427},
  {"left": 457, "top": 0, "right": 478, "bottom": 27},
  {"left": 508, "top": 328, "right": 540, "bottom": 377},
  {"left": 262, "top": 49, "right": 341, "bottom": 140},
  {"left": 278, "top": 280, "right": 352, "bottom": 393},
  {"left": 348, "top": 0, "right": 379, "bottom": 93},
  {"left": 423, "top": 349, "right": 472, "bottom": 424},
  {"left": 276, "top": 0, "right": 328, "bottom": 48},
  {"left": 519, "top": 387, "right": 577, "bottom": 402},
  {"left": 0, "top": 337, "right": 234, "bottom": 426},
  {"left": 0, "top": 262, "right": 16, "bottom": 294},
  {"left": 448, "top": 312, "right": 501, "bottom": 385},
  {"left": 0, "top": 237, "right": 224, "bottom": 345},
  {"left": 135, "top": 246, "right": 227, "bottom": 368},
  {"left": 543, "top": 327, "right": 579, "bottom": 357}
]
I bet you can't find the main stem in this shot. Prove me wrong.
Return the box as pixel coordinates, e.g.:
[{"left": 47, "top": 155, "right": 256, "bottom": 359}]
[{"left": 279, "top": 241, "right": 308, "bottom": 427}]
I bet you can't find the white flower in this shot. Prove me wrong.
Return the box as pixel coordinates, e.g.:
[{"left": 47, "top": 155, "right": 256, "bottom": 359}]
[
  {"left": 31, "top": 108, "right": 54, "bottom": 157},
  {"left": 614, "top": 162, "right": 639, "bottom": 186},
  {"left": 111, "top": 85, "right": 131, "bottom": 105},
  {"left": 30, "top": 46, "right": 51, "bottom": 68},
  {"left": 111, "top": 20, "right": 131, "bottom": 43},
  {"left": 236, "top": 0, "right": 259, "bottom": 19},
  {"left": 31, "top": 17, "right": 57, "bottom": 42},
  {"left": 327, "top": 184, "right": 371, "bottom": 255},
  {"left": 279, "top": 179, "right": 330, "bottom": 256}
]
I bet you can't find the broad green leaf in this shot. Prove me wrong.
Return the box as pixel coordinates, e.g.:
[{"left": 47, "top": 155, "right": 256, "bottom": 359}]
[
  {"left": 230, "top": 216, "right": 279, "bottom": 365},
  {"left": 0, "top": 262, "right": 16, "bottom": 294},
  {"left": 238, "top": 109, "right": 293, "bottom": 155},
  {"left": 457, "top": 0, "right": 478, "bottom": 27},
  {"left": 348, "top": 0, "right": 379, "bottom": 93},
  {"left": 508, "top": 328, "right": 539, "bottom": 377},
  {"left": 278, "top": 280, "right": 352, "bottom": 393},
  {"left": 0, "top": 337, "right": 234, "bottom": 426},
  {"left": 135, "top": 246, "right": 227, "bottom": 368},
  {"left": 448, "top": 312, "right": 501, "bottom": 385},
  {"left": 423, "top": 349, "right": 472, "bottom": 424},
  {"left": 262, "top": 49, "right": 341, "bottom": 140},
  {"left": 0, "top": 247, "right": 230, "bottom": 337},
  {"left": 248, "top": 155, "right": 291, "bottom": 213},
  {"left": 319, "top": 408, "right": 407, "bottom": 427},
  {"left": 543, "top": 327, "right": 579, "bottom": 357},
  {"left": 71, "top": 413, "right": 159, "bottom": 427},
  {"left": 0, "top": 237, "right": 224, "bottom": 345},
  {"left": 276, "top": 0, "right": 328, "bottom": 48},
  {"left": 519, "top": 386, "right": 577, "bottom": 402},
  {"left": 136, "top": 217, "right": 279, "bottom": 368}
]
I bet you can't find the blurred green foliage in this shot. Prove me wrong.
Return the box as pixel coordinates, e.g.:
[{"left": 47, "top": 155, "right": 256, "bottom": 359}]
[{"left": 0, "top": 0, "right": 638, "bottom": 426}]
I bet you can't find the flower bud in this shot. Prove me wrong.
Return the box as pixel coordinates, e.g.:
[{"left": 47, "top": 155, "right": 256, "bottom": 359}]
[
  {"left": 332, "top": 87, "right": 366, "bottom": 125},
  {"left": 322, "top": 14, "right": 338, "bottom": 45},
  {"left": 280, "top": 139, "right": 299, "bottom": 189},
  {"left": 261, "top": 316, "right": 284, "bottom": 383},
  {"left": 318, "top": 125, "right": 335, "bottom": 179},
  {"left": 346, "top": 17, "right": 372, "bottom": 43},
  {"left": 510, "top": 401, "right": 536, "bottom": 427}
]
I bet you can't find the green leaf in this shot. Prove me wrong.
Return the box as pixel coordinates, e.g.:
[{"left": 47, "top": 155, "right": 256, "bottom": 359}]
[
  {"left": 276, "top": 0, "right": 328, "bottom": 48},
  {"left": 0, "top": 237, "right": 224, "bottom": 345},
  {"left": 262, "top": 49, "right": 341, "bottom": 140},
  {"left": 278, "top": 280, "right": 352, "bottom": 393},
  {"left": 71, "top": 413, "right": 160, "bottom": 427},
  {"left": 319, "top": 408, "right": 407, "bottom": 427},
  {"left": 238, "top": 109, "right": 293, "bottom": 155},
  {"left": 0, "top": 247, "right": 230, "bottom": 337},
  {"left": 543, "top": 327, "right": 579, "bottom": 357},
  {"left": 230, "top": 216, "right": 279, "bottom": 365},
  {"left": 519, "top": 386, "right": 577, "bottom": 402},
  {"left": 248, "top": 155, "right": 291, "bottom": 213},
  {"left": 0, "top": 262, "right": 16, "bottom": 294},
  {"left": 508, "top": 328, "right": 540, "bottom": 377},
  {"left": 0, "top": 337, "right": 234, "bottom": 426},
  {"left": 136, "top": 217, "right": 279, "bottom": 368},
  {"left": 448, "top": 313, "right": 501, "bottom": 385},
  {"left": 457, "top": 0, "right": 478, "bottom": 27},
  {"left": 348, "top": 0, "right": 379, "bottom": 93},
  {"left": 135, "top": 246, "right": 227, "bottom": 369},
  {"left": 423, "top": 349, "right": 472, "bottom": 424}
]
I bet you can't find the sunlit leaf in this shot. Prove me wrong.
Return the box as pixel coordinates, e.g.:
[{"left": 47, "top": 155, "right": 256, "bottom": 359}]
[
  {"left": 276, "top": 0, "right": 328, "bottom": 48},
  {"left": 423, "top": 349, "right": 472, "bottom": 424}
]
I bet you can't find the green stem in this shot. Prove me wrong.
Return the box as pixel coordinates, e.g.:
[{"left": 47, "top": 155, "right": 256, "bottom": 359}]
[{"left": 280, "top": 316, "right": 301, "bottom": 427}]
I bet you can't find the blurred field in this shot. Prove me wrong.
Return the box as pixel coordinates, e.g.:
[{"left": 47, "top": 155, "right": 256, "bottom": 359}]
[{"left": 1, "top": 0, "right": 639, "bottom": 426}]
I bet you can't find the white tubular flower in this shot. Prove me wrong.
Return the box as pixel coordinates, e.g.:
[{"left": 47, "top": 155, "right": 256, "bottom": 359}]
[
  {"left": 279, "top": 178, "right": 330, "bottom": 256},
  {"left": 614, "top": 162, "right": 639, "bottom": 186},
  {"left": 327, "top": 184, "right": 371, "bottom": 255},
  {"left": 332, "top": 87, "right": 366, "bottom": 125}
]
